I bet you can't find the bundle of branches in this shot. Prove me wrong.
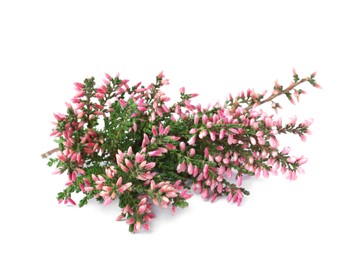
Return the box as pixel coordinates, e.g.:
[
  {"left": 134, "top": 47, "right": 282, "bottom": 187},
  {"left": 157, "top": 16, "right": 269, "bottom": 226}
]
[{"left": 45, "top": 70, "right": 320, "bottom": 232}]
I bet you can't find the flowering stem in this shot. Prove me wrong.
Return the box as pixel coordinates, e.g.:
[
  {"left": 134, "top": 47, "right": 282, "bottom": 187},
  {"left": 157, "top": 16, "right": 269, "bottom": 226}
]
[{"left": 246, "top": 77, "right": 309, "bottom": 110}]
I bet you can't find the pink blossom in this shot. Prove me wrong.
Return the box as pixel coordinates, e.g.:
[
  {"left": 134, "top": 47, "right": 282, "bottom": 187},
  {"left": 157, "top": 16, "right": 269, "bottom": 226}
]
[
  {"left": 116, "top": 177, "right": 122, "bottom": 187},
  {"left": 300, "top": 134, "right": 307, "bottom": 142},
  {"left": 187, "top": 135, "right": 197, "bottom": 145},
  {"left": 237, "top": 175, "right": 242, "bottom": 186},
  {"left": 118, "top": 182, "right": 132, "bottom": 193},
  {"left": 250, "top": 137, "right": 257, "bottom": 145},
  {"left": 67, "top": 198, "right": 76, "bottom": 206},
  {"left": 189, "top": 128, "right": 198, "bottom": 134},
  {"left": 104, "top": 197, "right": 113, "bottom": 206},
  {"left": 162, "top": 79, "right": 169, "bottom": 85},
  {"left": 179, "top": 142, "right": 186, "bottom": 151},
  {"left": 297, "top": 157, "right": 308, "bottom": 165},
  {"left": 194, "top": 114, "right": 199, "bottom": 125},
  {"left": 202, "top": 189, "right": 209, "bottom": 199},
  {"left": 187, "top": 163, "right": 194, "bottom": 175},
  {"left": 202, "top": 114, "right": 208, "bottom": 124},
  {"left": 199, "top": 129, "right": 208, "bottom": 139},
  {"left": 288, "top": 115, "right": 297, "bottom": 126},
  {"left": 219, "top": 129, "right": 226, "bottom": 139},
  {"left": 302, "top": 118, "right": 314, "bottom": 127},
  {"left": 148, "top": 150, "right": 162, "bottom": 157},
  {"left": 204, "top": 147, "right": 209, "bottom": 158},
  {"left": 145, "top": 162, "right": 156, "bottom": 170},
  {"left": 119, "top": 163, "right": 129, "bottom": 173}
]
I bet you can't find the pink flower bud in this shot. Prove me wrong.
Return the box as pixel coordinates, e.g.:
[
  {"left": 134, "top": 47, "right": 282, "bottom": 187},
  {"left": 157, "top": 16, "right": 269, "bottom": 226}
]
[
  {"left": 204, "top": 147, "right": 209, "bottom": 158},
  {"left": 302, "top": 118, "right": 314, "bottom": 127},
  {"left": 125, "top": 158, "right": 133, "bottom": 168},
  {"left": 179, "top": 142, "right": 186, "bottom": 151},
  {"left": 300, "top": 134, "right": 307, "bottom": 142},
  {"left": 138, "top": 205, "right": 147, "bottom": 214},
  {"left": 194, "top": 114, "right": 199, "bottom": 125},
  {"left": 145, "top": 162, "right": 156, "bottom": 170},
  {"left": 281, "top": 146, "right": 291, "bottom": 155},
  {"left": 202, "top": 189, "right": 209, "bottom": 199},
  {"left": 210, "top": 193, "right": 218, "bottom": 203},
  {"left": 202, "top": 114, "right": 208, "bottom": 125},
  {"left": 119, "top": 163, "right": 129, "bottom": 173},
  {"left": 227, "top": 193, "right": 233, "bottom": 203},
  {"left": 116, "top": 214, "right": 125, "bottom": 221},
  {"left": 188, "top": 163, "right": 194, "bottom": 175},
  {"left": 187, "top": 135, "right": 196, "bottom": 145},
  {"left": 237, "top": 175, "right": 242, "bottom": 186},
  {"left": 297, "top": 157, "right": 308, "bottom": 165},
  {"left": 287, "top": 156, "right": 297, "bottom": 163},
  {"left": 198, "top": 129, "right": 208, "bottom": 139},
  {"left": 250, "top": 137, "right": 257, "bottom": 145},
  {"left": 189, "top": 128, "right": 198, "bottom": 134},
  {"left": 67, "top": 198, "right": 76, "bottom": 206},
  {"left": 162, "top": 79, "right": 169, "bottom": 85},
  {"left": 104, "top": 197, "right": 113, "bottom": 206},
  {"left": 148, "top": 150, "right": 163, "bottom": 157},
  {"left": 289, "top": 115, "right": 297, "bottom": 126},
  {"left": 126, "top": 218, "right": 135, "bottom": 225}
]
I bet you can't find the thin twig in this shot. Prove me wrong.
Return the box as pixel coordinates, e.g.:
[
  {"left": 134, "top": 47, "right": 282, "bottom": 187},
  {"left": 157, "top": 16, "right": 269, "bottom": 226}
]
[{"left": 41, "top": 148, "right": 60, "bottom": 158}]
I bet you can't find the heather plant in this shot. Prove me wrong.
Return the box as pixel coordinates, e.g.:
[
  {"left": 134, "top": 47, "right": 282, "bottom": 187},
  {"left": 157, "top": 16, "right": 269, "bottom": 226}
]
[{"left": 45, "top": 70, "right": 320, "bottom": 232}]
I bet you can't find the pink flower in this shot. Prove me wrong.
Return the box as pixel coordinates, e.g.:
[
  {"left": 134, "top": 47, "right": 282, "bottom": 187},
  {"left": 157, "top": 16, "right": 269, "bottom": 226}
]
[
  {"left": 187, "top": 135, "right": 196, "bottom": 145},
  {"left": 119, "top": 163, "right": 129, "bottom": 173},
  {"left": 281, "top": 146, "right": 291, "bottom": 155},
  {"left": 157, "top": 71, "right": 164, "bottom": 79},
  {"left": 300, "top": 134, "right": 307, "bottom": 142},
  {"left": 250, "top": 137, "right": 257, "bottom": 145},
  {"left": 148, "top": 150, "right": 163, "bottom": 157},
  {"left": 288, "top": 115, "right": 297, "bottom": 126},
  {"left": 118, "top": 182, "right": 132, "bottom": 193},
  {"left": 179, "top": 142, "right": 186, "bottom": 151},
  {"left": 202, "top": 189, "right": 209, "bottom": 199},
  {"left": 202, "top": 114, "right": 208, "bottom": 125},
  {"left": 302, "top": 118, "right": 314, "bottom": 127},
  {"left": 67, "top": 198, "right": 76, "bottom": 206},
  {"left": 199, "top": 129, "right": 208, "bottom": 139},
  {"left": 194, "top": 114, "right": 199, "bottom": 125},
  {"left": 204, "top": 147, "right": 209, "bottom": 158},
  {"left": 104, "top": 197, "right": 113, "bottom": 206},
  {"left": 189, "top": 128, "right": 198, "bottom": 134},
  {"left": 138, "top": 205, "right": 147, "bottom": 214},
  {"left": 297, "top": 157, "right": 308, "bottom": 165},
  {"left": 145, "top": 162, "right": 156, "bottom": 170},
  {"left": 219, "top": 129, "right": 225, "bottom": 139},
  {"left": 237, "top": 175, "right": 242, "bottom": 186},
  {"left": 162, "top": 79, "right": 169, "bottom": 85}
]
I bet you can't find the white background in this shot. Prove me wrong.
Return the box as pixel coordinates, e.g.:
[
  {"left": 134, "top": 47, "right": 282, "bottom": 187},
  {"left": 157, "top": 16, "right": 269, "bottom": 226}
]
[{"left": 1, "top": 0, "right": 354, "bottom": 259}]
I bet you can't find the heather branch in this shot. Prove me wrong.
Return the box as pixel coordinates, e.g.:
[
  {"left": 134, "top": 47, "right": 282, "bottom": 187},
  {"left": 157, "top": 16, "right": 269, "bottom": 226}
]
[
  {"left": 245, "top": 77, "right": 309, "bottom": 110},
  {"left": 45, "top": 70, "right": 318, "bottom": 232}
]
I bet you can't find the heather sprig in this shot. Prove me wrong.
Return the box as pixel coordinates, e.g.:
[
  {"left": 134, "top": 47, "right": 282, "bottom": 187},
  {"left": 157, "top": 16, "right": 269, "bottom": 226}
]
[{"left": 46, "top": 69, "right": 319, "bottom": 232}]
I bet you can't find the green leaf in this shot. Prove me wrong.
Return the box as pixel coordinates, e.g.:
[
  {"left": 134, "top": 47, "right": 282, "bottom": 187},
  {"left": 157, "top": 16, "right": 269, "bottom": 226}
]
[
  {"left": 173, "top": 199, "right": 189, "bottom": 208},
  {"left": 79, "top": 197, "right": 88, "bottom": 208},
  {"left": 129, "top": 224, "right": 134, "bottom": 233}
]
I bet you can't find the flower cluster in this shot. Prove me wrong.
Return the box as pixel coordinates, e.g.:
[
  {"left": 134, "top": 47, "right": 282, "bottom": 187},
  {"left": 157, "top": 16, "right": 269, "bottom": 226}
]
[{"left": 46, "top": 70, "right": 319, "bottom": 232}]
